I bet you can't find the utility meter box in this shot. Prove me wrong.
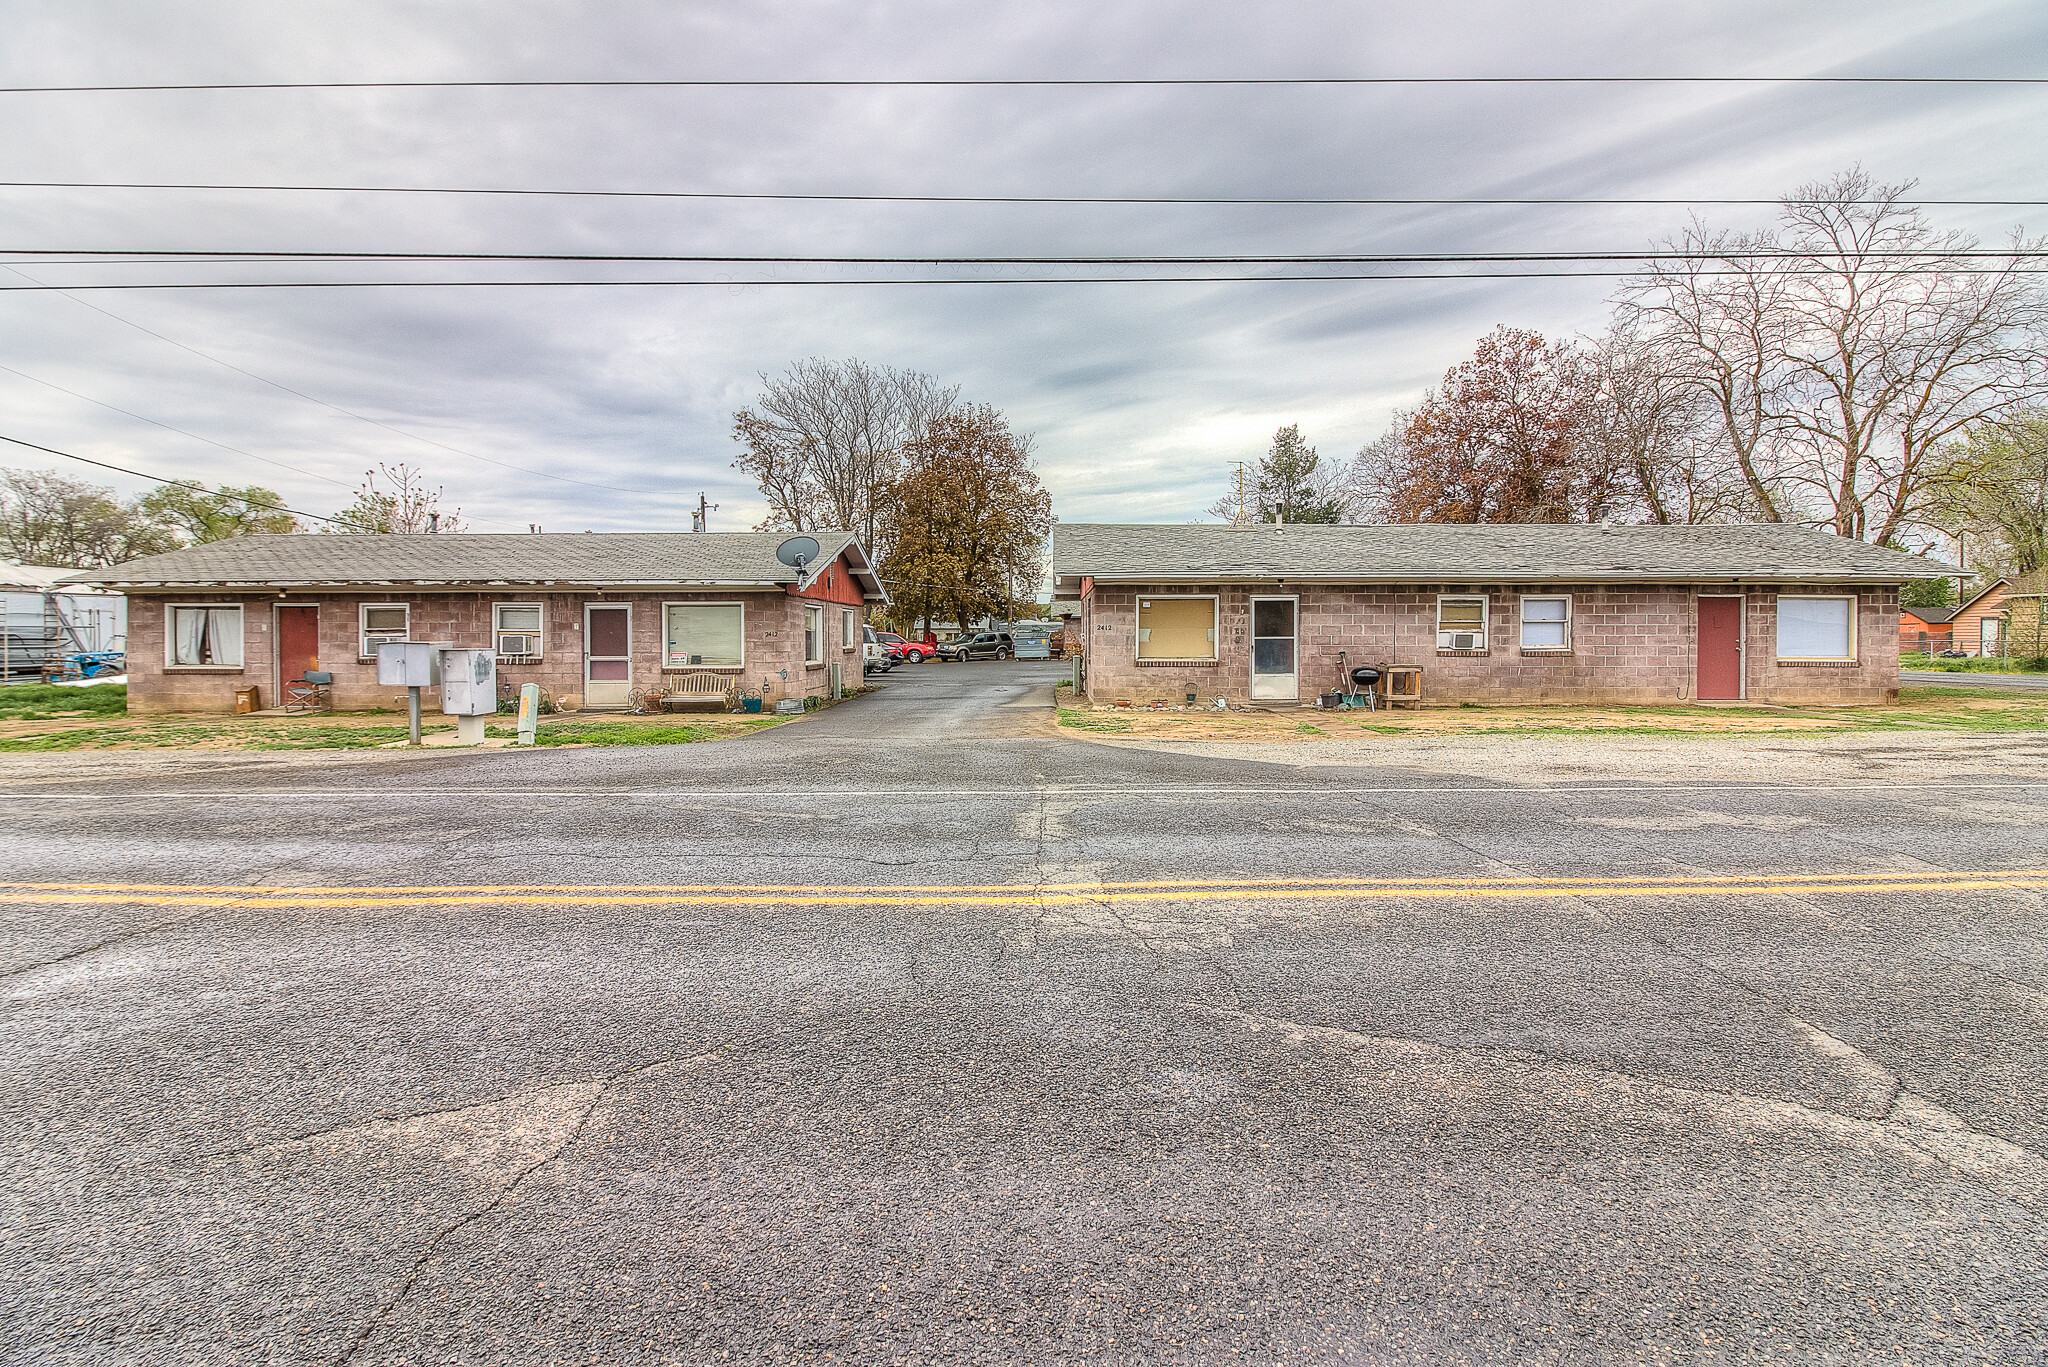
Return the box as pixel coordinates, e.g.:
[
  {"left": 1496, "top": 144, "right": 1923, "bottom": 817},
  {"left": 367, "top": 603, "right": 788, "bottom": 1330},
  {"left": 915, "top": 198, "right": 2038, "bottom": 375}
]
[
  {"left": 438, "top": 648, "right": 498, "bottom": 716},
  {"left": 376, "top": 641, "right": 443, "bottom": 688}
]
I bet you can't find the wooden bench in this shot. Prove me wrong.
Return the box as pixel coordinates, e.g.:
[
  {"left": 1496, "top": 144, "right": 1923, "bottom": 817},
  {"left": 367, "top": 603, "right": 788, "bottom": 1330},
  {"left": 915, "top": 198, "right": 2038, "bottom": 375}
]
[
  {"left": 1380, "top": 666, "right": 1423, "bottom": 709},
  {"left": 660, "top": 672, "right": 740, "bottom": 712}
]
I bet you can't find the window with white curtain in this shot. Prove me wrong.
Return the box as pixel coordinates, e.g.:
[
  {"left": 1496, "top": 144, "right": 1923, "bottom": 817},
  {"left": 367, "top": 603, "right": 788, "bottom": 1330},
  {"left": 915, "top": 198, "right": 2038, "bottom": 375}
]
[
  {"left": 1776, "top": 595, "right": 1855, "bottom": 660},
  {"left": 804, "top": 605, "right": 823, "bottom": 664},
  {"left": 841, "top": 607, "right": 856, "bottom": 651},
  {"left": 167, "top": 604, "right": 244, "bottom": 667},
  {"left": 1519, "top": 596, "right": 1571, "bottom": 650}
]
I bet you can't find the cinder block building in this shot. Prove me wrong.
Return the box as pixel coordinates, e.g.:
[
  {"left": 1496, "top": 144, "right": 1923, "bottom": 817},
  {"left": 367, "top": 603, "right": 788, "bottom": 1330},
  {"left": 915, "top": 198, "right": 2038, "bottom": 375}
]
[
  {"left": 63, "top": 532, "right": 886, "bottom": 714},
  {"left": 1051, "top": 523, "right": 1956, "bottom": 708}
]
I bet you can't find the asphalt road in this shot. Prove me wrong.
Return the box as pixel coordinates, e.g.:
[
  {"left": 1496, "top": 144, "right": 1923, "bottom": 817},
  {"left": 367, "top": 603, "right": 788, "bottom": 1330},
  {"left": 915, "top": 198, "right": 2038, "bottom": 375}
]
[
  {"left": 4, "top": 660, "right": 2046, "bottom": 1365},
  {"left": 1902, "top": 668, "right": 2048, "bottom": 690}
]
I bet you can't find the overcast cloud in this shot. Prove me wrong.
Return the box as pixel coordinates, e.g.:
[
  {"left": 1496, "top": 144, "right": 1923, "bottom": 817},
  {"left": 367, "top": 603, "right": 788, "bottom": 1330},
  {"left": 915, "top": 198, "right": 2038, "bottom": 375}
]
[{"left": 2, "top": 0, "right": 2045, "bottom": 535}]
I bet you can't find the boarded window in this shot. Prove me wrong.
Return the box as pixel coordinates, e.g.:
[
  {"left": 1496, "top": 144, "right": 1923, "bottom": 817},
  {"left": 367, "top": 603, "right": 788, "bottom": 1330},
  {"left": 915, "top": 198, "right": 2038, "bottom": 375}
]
[
  {"left": 1777, "top": 596, "right": 1854, "bottom": 660},
  {"left": 665, "top": 603, "right": 744, "bottom": 668},
  {"left": 1136, "top": 597, "right": 1217, "bottom": 659}
]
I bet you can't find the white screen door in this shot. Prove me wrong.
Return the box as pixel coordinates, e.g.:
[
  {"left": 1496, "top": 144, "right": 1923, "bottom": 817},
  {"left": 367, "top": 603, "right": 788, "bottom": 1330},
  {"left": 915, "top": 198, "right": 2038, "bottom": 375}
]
[
  {"left": 584, "top": 604, "right": 633, "bottom": 708},
  {"left": 1250, "top": 597, "right": 1298, "bottom": 700}
]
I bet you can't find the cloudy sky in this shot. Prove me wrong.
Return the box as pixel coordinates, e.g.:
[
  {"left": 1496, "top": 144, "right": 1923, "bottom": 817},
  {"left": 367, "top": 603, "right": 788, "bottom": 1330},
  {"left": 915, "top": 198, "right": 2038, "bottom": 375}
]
[{"left": 2, "top": 1, "right": 2044, "bottom": 535}]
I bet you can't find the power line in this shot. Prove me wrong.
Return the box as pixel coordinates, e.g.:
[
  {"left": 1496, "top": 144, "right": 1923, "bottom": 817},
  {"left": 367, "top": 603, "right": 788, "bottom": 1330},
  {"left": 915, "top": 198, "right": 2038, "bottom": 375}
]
[
  {"left": 7, "top": 269, "right": 2045, "bottom": 291},
  {"left": 8, "top": 248, "right": 2044, "bottom": 264},
  {"left": 0, "top": 432, "right": 346, "bottom": 526},
  {"left": 0, "top": 362, "right": 357, "bottom": 489},
  {"left": 0, "top": 263, "right": 673, "bottom": 498},
  {"left": 2, "top": 76, "right": 2044, "bottom": 93},
  {"left": 3, "top": 180, "right": 2041, "bottom": 208}
]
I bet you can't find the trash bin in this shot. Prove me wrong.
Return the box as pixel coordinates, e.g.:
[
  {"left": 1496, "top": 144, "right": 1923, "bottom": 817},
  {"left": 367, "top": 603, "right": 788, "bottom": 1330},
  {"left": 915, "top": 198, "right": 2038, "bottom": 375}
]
[{"left": 235, "top": 686, "right": 260, "bottom": 714}]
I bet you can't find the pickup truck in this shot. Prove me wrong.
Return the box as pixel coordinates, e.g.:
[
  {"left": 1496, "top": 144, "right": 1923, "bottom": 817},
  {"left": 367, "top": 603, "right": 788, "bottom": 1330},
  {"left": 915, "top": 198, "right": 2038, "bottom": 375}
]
[{"left": 862, "top": 625, "right": 897, "bottom": 674}]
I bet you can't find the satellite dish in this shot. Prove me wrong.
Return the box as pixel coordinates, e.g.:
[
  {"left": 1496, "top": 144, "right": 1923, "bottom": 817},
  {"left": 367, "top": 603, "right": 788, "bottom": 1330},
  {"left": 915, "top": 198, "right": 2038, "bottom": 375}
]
[{"left": 775, "top": 535, "right": 821, "bottom": 570}]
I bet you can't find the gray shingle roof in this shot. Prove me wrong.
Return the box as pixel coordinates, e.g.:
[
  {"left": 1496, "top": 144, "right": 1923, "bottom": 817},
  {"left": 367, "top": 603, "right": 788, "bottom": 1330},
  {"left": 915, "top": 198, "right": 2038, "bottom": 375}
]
[
  {"left": 1051, "top": 522, "right": 1959, "bottom": 589},
  {"left": 58, "top": 531, "right": 887, "bottom": 599}
]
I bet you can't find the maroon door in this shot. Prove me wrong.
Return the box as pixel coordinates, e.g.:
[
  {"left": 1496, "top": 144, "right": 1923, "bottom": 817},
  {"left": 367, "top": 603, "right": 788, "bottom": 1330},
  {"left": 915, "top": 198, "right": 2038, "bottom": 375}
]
[
  {"left": 277, "top": 606, "right": 319, "bottom": 684},
  {"left": 1697, "top": 597, "right": 1743, "bottom": 700}
]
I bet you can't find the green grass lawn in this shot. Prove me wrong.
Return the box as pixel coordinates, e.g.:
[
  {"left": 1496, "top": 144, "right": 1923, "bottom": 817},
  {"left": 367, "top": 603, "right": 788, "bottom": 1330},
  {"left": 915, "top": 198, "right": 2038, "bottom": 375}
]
[
  {"left": 485, "top": 716, "right": 787, "bottom": 746},
  {"left": 0, "top": 682, "right": 130, "bottom": 721},
  {"left": 1901, "top": 652, "right": 2048, "bottom": 674}
]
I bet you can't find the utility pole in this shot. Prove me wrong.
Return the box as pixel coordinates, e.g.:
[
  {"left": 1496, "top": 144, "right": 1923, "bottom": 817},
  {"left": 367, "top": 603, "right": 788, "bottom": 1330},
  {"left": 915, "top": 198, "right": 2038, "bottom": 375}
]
[{"left": 692, "top": 492, "right": 719, "bottom": 533}]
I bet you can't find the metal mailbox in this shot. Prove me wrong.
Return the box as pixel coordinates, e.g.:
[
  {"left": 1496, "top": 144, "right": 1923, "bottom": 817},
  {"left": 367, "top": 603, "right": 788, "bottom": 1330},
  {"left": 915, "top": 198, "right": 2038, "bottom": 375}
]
[
  {"left": 438, "top": 648, "right": 498, "bottom": 717},
  {"left": 375, "top": 641, "right": 442, "bottom": 687}
]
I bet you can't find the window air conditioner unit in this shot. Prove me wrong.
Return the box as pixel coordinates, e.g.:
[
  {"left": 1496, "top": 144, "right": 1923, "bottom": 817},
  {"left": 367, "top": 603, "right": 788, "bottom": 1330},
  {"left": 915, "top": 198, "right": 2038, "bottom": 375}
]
[
  {"left": 498, "top": 634, "right": 537, "bottom": 656},
  {"left": 1441, "top": 632, "right": 1479, "bottom": 650},
  {"left": 365, "top": 630, "right": 408, "bottom": 650}
]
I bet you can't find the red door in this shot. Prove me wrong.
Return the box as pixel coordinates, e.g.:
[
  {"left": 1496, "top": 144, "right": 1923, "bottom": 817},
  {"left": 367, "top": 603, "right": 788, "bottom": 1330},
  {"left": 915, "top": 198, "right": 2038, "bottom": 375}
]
[
  {"left": 277, "top": 606, "right": 319, "bottom": 686},
  {"left": 1697, "top": 597, "right": 1743, "bottom": 700}
]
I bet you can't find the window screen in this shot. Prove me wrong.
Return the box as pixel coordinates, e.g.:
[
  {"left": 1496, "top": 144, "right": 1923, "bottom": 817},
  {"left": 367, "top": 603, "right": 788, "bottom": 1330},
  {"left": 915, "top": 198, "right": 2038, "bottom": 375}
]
[
  {"left": 494, "top": 604, "right": 543, "bottom": 658},
  {"left": 1520, "top": 597, "right": 1570, "bottom": 649},
  {"left": 665, "top": 603, "right": 744, "bottom": 668},
  {"left": 1436, "top": 597, "right": 1488, "bottom": 650},
  {"left": 842, "top": 608, "right": 856, "bottom": 649},
  {"left": 1776, "top": 596, "right": 1853, "bottom": 660},
  {"left": 360, "top": 603, "right": 408, "bottom": 657},
  {"left": 1136, "top": 598, "right": 1217, "bottom": 659},
  {"left": 804, "top": 606, "right": 823, "bottom": 664}
]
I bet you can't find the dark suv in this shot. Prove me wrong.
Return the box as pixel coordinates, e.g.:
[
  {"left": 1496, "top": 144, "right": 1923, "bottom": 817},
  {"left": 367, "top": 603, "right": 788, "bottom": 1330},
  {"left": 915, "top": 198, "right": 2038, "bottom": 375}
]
[{"left": 941, "top": 631, "right": 1014, "bottom": 661}]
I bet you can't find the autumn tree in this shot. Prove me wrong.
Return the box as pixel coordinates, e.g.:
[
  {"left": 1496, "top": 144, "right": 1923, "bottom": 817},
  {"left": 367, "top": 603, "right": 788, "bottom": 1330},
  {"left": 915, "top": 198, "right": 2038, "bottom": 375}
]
[
  {"left": 1353, "top": 327, "right": 1625, "bottom": 524},
  {"left": 874, "top": 406, "right": 1053, "bottom": 631},
  {"left": 329, "top": 463, "right": 463, "bottom": 534},
  {"left": 732, "top": 358, "right": 958, "bottom": 555},
  {"left": 0, "top": 467, "right": 180, "bottom": 567},
  {"left": 136, "top": 483, "right": 299, "bottom": 542}
]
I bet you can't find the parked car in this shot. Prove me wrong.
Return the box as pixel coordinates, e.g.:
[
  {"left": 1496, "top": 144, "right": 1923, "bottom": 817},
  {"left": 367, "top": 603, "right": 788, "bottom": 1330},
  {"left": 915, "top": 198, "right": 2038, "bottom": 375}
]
[
  {"left": 941, "top": 631, "right": 1015, "bottom": 661},
  {"left": 862, "top": 625, "right": 896, "bottom": 674},
  {"left": 874, "top": 631, "right": 930, "bottom": 663}
]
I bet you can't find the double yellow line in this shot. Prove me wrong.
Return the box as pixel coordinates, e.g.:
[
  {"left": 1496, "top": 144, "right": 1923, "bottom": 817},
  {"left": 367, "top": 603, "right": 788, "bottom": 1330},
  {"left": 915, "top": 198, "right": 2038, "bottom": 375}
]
[{"left": 4, "top": 868, "right": 2045, "bottom": 909}]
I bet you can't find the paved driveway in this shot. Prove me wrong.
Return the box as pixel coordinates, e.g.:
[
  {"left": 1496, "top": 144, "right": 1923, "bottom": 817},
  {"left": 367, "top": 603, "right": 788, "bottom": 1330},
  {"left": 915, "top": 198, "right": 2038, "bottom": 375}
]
[{"left": 4, "top": 661, "right": 2046, "bottom": 1364}]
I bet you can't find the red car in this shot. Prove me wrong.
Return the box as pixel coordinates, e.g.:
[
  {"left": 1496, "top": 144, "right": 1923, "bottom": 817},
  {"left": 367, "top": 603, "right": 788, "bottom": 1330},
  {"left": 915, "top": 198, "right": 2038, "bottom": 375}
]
[{"left": 874, "top": 631, "right": 935, "bottom": 663}]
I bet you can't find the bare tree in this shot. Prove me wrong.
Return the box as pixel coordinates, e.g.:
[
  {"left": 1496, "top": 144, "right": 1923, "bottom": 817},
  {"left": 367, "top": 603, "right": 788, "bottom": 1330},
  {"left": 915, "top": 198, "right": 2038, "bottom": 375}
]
[
  {"left": 1586, "top": 319, "right": 1755, "bottom": 525},
  {"left": 1617, "top": 221, "right": 1794, "bottom": 523},
  {"left": 1620, "top": 171, "right": 2047, "bottom": 546},
  {"left": 328, "top": 463, "right": 464, "bottom": 534},
  {"left": 731, "top": 358, "right": 958, "bottom": 555}
]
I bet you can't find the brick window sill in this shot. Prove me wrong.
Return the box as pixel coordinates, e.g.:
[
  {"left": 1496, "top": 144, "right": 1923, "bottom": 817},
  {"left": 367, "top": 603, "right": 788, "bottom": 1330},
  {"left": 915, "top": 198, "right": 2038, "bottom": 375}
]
[
  {"left": 1136, "top": 658, "right": 1220, "bottom": 667},
  {"left": 1777, "top": 659, "right": 1860, "bottom": 667},
  {"left": 1517, "top": 649, "right": 1573, "bottom": 658},
  {"left": 164, "top": 666, "right": 246, "bottom": 673},
  {"left": 1435, "top": 649, "right": 1490, "bottom": 658}
]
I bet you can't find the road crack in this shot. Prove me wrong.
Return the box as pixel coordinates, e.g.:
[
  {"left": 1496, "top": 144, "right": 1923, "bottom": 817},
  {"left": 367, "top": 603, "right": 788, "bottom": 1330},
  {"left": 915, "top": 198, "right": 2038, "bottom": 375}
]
[{"left": 329, "top": 1054, "right": 680, "bottom": 1366}]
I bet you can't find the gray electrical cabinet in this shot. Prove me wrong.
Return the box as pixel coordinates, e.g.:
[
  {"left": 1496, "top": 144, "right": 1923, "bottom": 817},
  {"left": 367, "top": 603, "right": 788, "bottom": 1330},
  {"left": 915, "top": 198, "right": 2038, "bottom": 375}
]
[
  {"left": 375, "top": 641, "right": 443, "bottom": 687},
  {"left": 438, "top": 648, "right": 498, "bottom": 717}
]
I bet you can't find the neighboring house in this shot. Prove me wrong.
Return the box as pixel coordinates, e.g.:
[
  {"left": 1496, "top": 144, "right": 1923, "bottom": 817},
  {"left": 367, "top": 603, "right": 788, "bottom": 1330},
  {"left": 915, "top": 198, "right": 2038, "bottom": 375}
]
[
  {"left": 1, "top": 562, "right": 128, "bottom": 683},
  {"left": 60, "top": 532, "right": 885, "bottom": 714},
  {"left": 1950, "top": 578, "right": 2012, "bottom": 657},
  {"left": 1898, "top": 604, "right": 1955, "bottom": 654},
  {"left": 1051, "top": 523, "right": 1957, "bottom": 708}
]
